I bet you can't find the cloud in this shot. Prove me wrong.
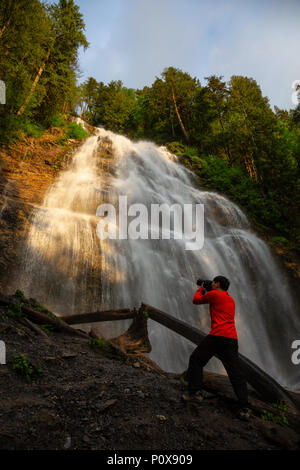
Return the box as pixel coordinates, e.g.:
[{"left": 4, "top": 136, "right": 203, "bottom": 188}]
[{"left": 77, "top": 0, "right": 300, "bottom": 109}]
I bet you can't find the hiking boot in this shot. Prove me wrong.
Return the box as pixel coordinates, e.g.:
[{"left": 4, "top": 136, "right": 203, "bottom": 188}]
[
  {"left": 201, "top": 390, "right": 217, "bottom": 399},
  {"left": 237, "top": 407, "right": 252, "bottom": 422},
  {"left": 182, "top": 391, "right": 204, "bottom": 403}
]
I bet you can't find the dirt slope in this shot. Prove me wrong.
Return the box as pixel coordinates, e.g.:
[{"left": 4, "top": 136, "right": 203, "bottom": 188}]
[{"left": 0, "top": 297, "right": 299, "bottom": 451}]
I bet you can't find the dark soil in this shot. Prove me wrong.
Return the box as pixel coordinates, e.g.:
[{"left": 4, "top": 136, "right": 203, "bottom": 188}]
[{"left": 0, "top": 298, "right": 300, "bottom": 451}]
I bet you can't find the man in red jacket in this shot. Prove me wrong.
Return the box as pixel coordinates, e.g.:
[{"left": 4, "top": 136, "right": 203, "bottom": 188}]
[{"left": 183, "top": 275, "right": 250, "bottom": 419}]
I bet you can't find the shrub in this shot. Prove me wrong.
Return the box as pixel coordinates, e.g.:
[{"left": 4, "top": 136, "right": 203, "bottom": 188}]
[
  {"left": 12, "top": 354, "right": 42, "bottom": 380},
  {"left": 48, "top": 113, "right": 66, "bottom": 128},
  {"left": 270, "top": 236, "right": 289, "bottom": 246},
  {"left": 66, "top": 122, "right": 89, "bottom": 140},
  {"left": 6, "top": 299, "right": 23, "bottom": 318},
  {"left": 14, "top": 290, "right": 25, "bottom": 301},
  {"left": 166, "top": 141, "right": 185, "bottom": 155},
  {"left": 261, "top": 409, "right": 289, "bottom": 426},
  {"left": 21, "top": 119, "right": 44, "bottom": 138}
]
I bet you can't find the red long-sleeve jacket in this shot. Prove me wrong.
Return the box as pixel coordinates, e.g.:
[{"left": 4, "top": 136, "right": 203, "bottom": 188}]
[{"left": 193, "top": 286, "right": 237, "bottom": 339}]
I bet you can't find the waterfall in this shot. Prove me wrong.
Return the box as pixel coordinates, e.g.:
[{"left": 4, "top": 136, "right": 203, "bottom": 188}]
[{"left": 15, "top": 127, "right": 300, "bottom": 391}]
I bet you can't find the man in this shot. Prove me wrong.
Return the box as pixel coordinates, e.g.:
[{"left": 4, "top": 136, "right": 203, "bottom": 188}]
[{"left": 183, "top": 275, "right": 250, "bottom": 420}]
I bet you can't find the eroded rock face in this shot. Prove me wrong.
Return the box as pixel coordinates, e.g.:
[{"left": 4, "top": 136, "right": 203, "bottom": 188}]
[{"left": 0, "top": 129, "right": 83, "bottom": 292}]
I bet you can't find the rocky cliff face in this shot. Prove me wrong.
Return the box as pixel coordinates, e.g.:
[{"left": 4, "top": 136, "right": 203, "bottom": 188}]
[{"left": 0, "top": 128, "right": 84, "bottom": 292}]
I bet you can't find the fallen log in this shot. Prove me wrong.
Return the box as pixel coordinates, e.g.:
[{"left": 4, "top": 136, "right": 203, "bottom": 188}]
[
  {"left": 60, "top": 308, "right": 135, "bottom": 325},
  {"left": 20, "top": 317, "right": 52, "bottom": 342},
  {"left": 22, "top": 305, "right": 89, "bottom": 339},
  {"left": 0, "top": 294, "right": 88, "bottom": 340},
  {"left": 142, "top": 303, "right": 298, "bottom": 409},
  {"left": 43, "top": 299, "right": 299, "bottom": 409}
]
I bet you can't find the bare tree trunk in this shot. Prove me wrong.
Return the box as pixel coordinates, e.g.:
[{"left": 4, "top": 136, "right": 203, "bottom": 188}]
[
  {"left": 172, "top": 88, "right": 190, "bottom": 143},
  {"left": 17, "top": 48, "right": 50, "bottom": 116},
  {"left": 170, "top": 109, "right": 175, "bottom": 137}
]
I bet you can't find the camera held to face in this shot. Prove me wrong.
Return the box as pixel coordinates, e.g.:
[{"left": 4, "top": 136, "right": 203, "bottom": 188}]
[{"left": 196, "top": 279, "right": 213, "bottom": 292}]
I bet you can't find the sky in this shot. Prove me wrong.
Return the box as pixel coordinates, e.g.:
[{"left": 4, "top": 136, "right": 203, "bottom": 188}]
[{"left": 75, "top": 0, "right": 300, "bottom": 110}]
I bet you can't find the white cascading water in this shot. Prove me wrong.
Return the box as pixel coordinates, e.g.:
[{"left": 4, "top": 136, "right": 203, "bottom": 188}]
[{"left": 16, "top": 126, "right": 300, "bottom": 391}]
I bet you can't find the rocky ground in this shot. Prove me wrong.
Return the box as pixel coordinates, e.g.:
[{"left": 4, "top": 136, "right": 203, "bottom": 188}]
[{"left": 0, "top": 293, "right": 299, "bottom": 451}]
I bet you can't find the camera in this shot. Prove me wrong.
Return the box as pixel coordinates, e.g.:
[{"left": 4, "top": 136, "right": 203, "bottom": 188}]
[{"left": 196, "top": 279, "right": 213, "bottom": 292}]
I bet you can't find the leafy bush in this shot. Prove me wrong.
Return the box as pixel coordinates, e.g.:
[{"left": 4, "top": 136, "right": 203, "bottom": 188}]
[
  {"left": 14, "top": 290, "right": 25, "bottom": 301},
  {"left": 48, "top": 113, "right": 66, "bottom": 128},
  {"left": 66, "top": 122, "right": 89, "bottom": 140},
  {"left": 5, "top": 299, "right": 23, "bottom": 318},
  {"left": 183, "top": 145, "right": 200, "bottom": 159},
  {"left": 21, "top": 119, "right": 45, "bottom": 138},
  {"left": 166, "top": 141, "right": 185, "bottom": 155},
  {"left": 12, "top": 354, "right": 42, "bottom": 380},
  {"left": 271, "top": 401, "right": 289, "bottom": 412},
  {"left": 270, "top": 236, "right": 289, "bottom": 246},
  {"left": 261, "top": 409, "right": 289, "bottom": 426}
]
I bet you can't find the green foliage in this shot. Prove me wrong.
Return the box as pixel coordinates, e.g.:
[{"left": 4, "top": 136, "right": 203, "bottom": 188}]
[
  {"left": 5, "top": 299, "right": 23, "bottom": 318},
  {"left": 21, "top": 119, "right": 45, "bottom": 138},
  {"left": 0, "top": 0, "right": 88, "bottom": 144},
  {"left": 166, "top": 142, "right": 185, "bottom": 155},
  {"left": 88, "top": 338, "right": 110, "bottom": 352},
  {"left": 261, "top": 409, "right": 289, "bottom": 426},
  {"left": 65, "top": 122, "right": 89, "bottom": 139},
  {"left": 14, "top": 290, "right": 25, "bottom": 301},
  {"left": 142, "top": 310, "right": 149, "bottom": 318},
  {"left": 48, "top": 113, "right": 66, "bottom": 128},
  {"left": 29, "top": 298, "right": 48, "bottom": 312},
  {"left": 12, "top": 354, "right": 42, "bottom": 380},
  {"left": 52, "top": 155, "right": 63, "bottom": 170},
  {"left": 270, "top": 237, "right": 289, "bottom": 246},
  {"left": 271, "top": 401, "right": 289, "bottom": 412},
  {"left": 79, "top": 79, "right": 138, "bottom": 134}
]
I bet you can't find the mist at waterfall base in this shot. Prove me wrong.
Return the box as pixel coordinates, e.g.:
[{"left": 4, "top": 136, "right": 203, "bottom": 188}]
[{"left": 15, "top": 126, "right": 300, "bottom": 391}]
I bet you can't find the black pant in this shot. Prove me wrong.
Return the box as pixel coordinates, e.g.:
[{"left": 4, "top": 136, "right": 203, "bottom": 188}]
[{"left": 187, "top": 334, "right": 248, "bottom": 407}]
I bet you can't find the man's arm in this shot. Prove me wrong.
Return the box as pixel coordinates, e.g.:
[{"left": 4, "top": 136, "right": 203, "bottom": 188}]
[{"left": 192, "top": 286, "right": 215, "bottom": 305}]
